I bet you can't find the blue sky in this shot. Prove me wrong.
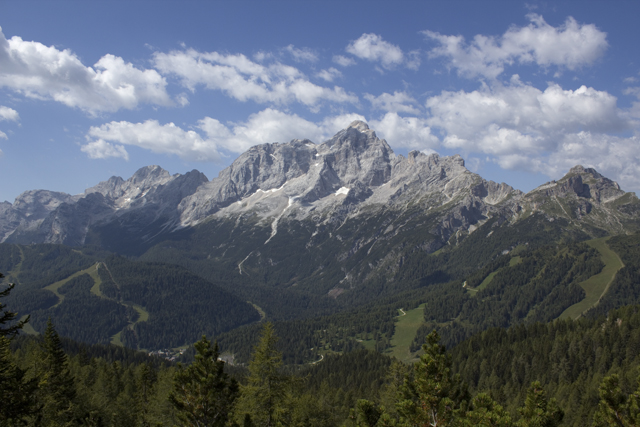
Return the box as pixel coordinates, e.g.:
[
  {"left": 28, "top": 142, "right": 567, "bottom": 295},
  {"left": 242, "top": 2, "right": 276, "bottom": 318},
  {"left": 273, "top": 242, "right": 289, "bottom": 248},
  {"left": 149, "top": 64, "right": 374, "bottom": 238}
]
[{"left": 1, "top": 0, "right": 640, "bottom": 203}]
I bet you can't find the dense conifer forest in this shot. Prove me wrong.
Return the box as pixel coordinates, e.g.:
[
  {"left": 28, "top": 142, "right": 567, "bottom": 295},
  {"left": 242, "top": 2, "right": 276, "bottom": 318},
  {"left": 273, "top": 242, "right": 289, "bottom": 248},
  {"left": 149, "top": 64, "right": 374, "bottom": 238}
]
[
  {"left": 4, "top": 271, "right": 640, "bottom": 426},
  {"left": 3, "top": 230, "right": 640, "bottom": 425}
]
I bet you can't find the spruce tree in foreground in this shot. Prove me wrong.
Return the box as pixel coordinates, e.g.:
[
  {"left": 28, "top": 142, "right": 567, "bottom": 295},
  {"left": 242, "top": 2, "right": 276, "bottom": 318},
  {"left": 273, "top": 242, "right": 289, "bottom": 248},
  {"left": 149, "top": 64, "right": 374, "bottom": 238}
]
[
  {"left": 233, "top": 322, "right": 292, "bottom": 427},
  {"left": 593, "top": 371, "right": 640, "bottom": 427},
  {"left": 170, "top": 335, "right": 238, "bottom": 427},
  {"left": 516, "top": 381, "right": 563, "bottom": 427},
  {"left": 0, "top": 274, "right": 29, "bottom": 338},
  {"left": 396, "top": 331, "right": 469, "bottom": 426},
  {"left": 37, "top": 319, "right": 78, "bottom": 426},
  {"left": 0, "top": 273, "right": 38, "bottom": 426}
]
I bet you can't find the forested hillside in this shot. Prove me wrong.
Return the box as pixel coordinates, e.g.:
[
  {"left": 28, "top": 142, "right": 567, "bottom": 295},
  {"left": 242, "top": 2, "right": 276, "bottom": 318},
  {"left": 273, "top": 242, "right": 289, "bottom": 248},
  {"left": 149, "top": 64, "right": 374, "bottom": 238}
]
[
  {"left": 4, "top": 282, "right": 640, "bottom": 426},
  {"left": 0, "top": 246, "right": 260, "bottom": 349}
]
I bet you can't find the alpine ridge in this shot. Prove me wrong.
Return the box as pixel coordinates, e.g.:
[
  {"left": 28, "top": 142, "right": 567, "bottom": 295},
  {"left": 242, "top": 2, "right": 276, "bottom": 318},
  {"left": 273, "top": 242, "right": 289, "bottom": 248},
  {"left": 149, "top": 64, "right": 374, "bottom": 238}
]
[{"left": 1, "top": 121, "right": 638, "bottom": 255}]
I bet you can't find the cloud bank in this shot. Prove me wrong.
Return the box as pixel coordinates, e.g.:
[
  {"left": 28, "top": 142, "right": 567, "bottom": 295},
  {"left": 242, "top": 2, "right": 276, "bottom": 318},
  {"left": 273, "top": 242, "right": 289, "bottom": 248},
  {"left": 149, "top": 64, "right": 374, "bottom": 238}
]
[
  {"left": 424, "top": 14, "right": 608, "bottom": 79},
  {"left": 0, "top": 27, "right": 171, "bottom": 114},
  {"left": 153, "top": 49, "right": 358, "bottom": 109},
  {"left": 82, "top": 109, "right": 369, "bottom": 162}
]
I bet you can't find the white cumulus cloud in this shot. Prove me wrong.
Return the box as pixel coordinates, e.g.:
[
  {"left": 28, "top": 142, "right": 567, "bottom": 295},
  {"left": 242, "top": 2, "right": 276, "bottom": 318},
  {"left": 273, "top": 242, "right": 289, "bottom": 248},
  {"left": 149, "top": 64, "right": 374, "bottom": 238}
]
[
  {"left": 200, "top": 109, "right": 327, "bottom": 153},
  {"left": 85, "top": 120, "right": 223, "bottom": 161},
  {"left": 284, "top": 45, "right": 318, "bottom": 63},
  {"left": 0, "top": 106, "right": 19, "bottom": 122},
  {"left": 543, "top": 132, "right": 640, "bottom": 192},
  {"left": 422, "top": 78, "right": 640, "bottom": 190},
  {"left": 424, "top": 14, "right": 608, "bottom": 79},
  {"left": 153, "top": 48, "right": 358, "bottom": 108},
  {"left": 82, "top": 109, "right": 372, "bottom": 162},
  {"left": 332, "top": 55, "right": 356, "bottom": 67},
  {"left": 0, "top": 27, "right": 172, "bottom": 114},
  {"left": 346, "top": 34, "right": 407, "bottom": 69},
  {"left": 370, "top": 112, "right": 439, "bottom": 150},
  {"left": 426, "top": 79, "right": 627, "bottom": 156},
  {"left": 365, "top": 91, "right": 420, "bottom": 114},
  {"left": 81, "top": 139, "right": 130, "bottom": 161},
  {"left": 316, "top": 67, "right": 343, "bottom": 82}
]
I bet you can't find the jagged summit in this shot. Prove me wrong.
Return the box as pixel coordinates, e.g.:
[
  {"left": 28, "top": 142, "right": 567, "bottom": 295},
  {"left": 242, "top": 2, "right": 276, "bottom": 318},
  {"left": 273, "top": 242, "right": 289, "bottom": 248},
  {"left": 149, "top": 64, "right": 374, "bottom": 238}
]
[
  {"left": 530, "top": 163, "right": 625, "bottom": 204},
  {"left": 347, "top": 120, "right": 370, "bottom": 132}
]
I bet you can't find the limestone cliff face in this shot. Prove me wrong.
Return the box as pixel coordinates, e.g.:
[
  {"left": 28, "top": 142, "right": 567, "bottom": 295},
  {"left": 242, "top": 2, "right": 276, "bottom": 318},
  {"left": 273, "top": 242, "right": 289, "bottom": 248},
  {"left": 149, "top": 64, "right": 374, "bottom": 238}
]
[
  {"left": 0, "top": 190, "right": 80, "bottom": 242},
  {"left": 3, "top": 167, "right": 207, "bottom": 245},
  {"left": 1, "top": 121, "right": 638, "bottom": 248},
  {"left": 177, "top": 122, "right": 519, "bottom": 235}
]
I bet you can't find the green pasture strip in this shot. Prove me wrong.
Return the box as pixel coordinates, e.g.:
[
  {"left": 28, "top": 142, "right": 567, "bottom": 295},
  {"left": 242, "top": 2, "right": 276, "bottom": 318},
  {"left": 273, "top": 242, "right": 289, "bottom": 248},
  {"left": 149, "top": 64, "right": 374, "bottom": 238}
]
[
  {"left": 470, "top": 256, "right": 522, "bottom": 297},
  {"left": 132, "top": 304, "right": 149, "bottom": 322},
  {"left": 559, "top": 237, "right": 624, "bottom": 320},
  {"left": 475, "top": 271, "right": 498, "bottom": 293},
  {"left": 7, "top": 246, "right": 25, "bottom": 282},
  {"left": 110, "top": 331, "right": 123, "bottom": 347},
  {"left": 88, "top": 263, "right": 103, "bottom": 297},
  {"left": 359, "top": 339, "right": 376, "bottom": 351},
  {"left": 44, "top": 264, "right": 100, "bottom": 308},
  {"left": 387, "top": 303, "right": 426, "bottom": 364},
  {"left": 248, "top": 301, "right": 266, "bottom": 321},
  {"left": 109, "top": 303, "right": 150, "bottom": 347},
  {"left": 18, "top": 314, "right": 38, "bottom": 336}
]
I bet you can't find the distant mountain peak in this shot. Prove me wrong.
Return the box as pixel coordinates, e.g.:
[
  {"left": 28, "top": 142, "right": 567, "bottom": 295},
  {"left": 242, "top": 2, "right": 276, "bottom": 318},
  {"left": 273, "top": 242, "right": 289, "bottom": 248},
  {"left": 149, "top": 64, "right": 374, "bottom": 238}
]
[{"left": 348, "top": 120, "right": 370, "bottom": 131}]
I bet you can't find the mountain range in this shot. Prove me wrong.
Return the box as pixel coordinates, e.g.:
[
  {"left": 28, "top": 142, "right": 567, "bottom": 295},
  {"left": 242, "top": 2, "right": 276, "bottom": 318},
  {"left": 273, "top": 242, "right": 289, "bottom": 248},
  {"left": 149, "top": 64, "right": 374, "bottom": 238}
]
[
  {"left": 2, "top": 120, "right": 640, "bottom": 354},
  {"left": 3, "top": 121, "right": 638, "bottom": 248}
]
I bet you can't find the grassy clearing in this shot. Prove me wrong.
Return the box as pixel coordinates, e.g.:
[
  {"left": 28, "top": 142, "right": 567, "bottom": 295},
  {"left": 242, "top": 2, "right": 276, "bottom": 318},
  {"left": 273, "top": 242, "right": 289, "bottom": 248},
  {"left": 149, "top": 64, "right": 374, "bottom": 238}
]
[
  {"left": 359, "top": 339, "right": 377, "bottom": 351},
  {"left": 468, "top": 256, "right": 522, "bottom": 297},
  {"left": 386, "top": 303, "right": 426, "bottom": 364},
  {"left": 109, "top": 304, "right": 150, "bottom": 347},
  {"left": 509, "top": 256, "right": 522, "bottom": 266},
  {"left": 110, "top": 331, "right": 124, "bottom": 346},
  {"left": 248, "top": 302, "right": 266, "bottom": 321},
  {"left": 559, "top": 237, "right": 624, "bottom": 320},
  {"left": 475, "top": 271, "right": 498, "bottom": 293},
  {"left": 44, "top": 264, "right": 101, "bottom": 308},
  {"left": 89, "top": 263, "right": 103, "bottom": 297},
  {"left": 18, "top": 314, "right": 39, "bottom": 336},
  {"left": 132, "top": 304, "right": 149, "bottom": 322}
]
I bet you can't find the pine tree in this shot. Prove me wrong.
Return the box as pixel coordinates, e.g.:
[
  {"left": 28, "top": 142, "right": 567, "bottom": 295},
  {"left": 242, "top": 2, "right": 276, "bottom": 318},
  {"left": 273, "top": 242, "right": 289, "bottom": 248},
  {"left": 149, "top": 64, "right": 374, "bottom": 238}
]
[
  {"left": 0, "top": 273, "right": 28, "bottom": 338},
  {"left": 136, "top": 362, "right": 158, "bottom": 427},
  {"left": 0, "top": 272, "right": 38, "bottom": 426},
  {"left": 38, "top": 318, "right": 78, "bottom": 427},
  {"left": 396, "top": 331, "right": 468, "bottom": 427},
  {"left": 516, "top": 381, "right": 563, "bottom": 427},
  {"left": 170, "top": 335, "right": 238, "bottom": 427},
  {"left": 593, "top": 371, "right": 640, "bottom": 427},
  {"left": 462, "top": 393, "right": 513, "bottom": 427},
  {"left": 345, "top": 400, "right": 397, "bottom": 427},
  {"left": 0, "top": 335, "right": 39, "bottom": 426},
  {"left": 233, "top": 323, "right": 291, "bottom": 427}
]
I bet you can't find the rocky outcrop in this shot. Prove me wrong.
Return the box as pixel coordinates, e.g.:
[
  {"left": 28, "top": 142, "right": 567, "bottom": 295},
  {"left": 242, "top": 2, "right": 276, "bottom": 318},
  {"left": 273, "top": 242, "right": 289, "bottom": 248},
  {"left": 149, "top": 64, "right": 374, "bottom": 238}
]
[
  {"left": 4, "top": 167, "right": 207, "bottom": 245},
  {"left": 0, "top": 190, "right": 80, "bottom": 242}
]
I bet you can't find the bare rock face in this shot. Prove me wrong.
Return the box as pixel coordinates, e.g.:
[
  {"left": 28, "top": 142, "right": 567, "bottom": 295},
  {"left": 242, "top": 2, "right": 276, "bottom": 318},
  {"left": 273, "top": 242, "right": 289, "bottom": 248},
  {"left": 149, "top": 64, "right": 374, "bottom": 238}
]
[
  {"left": 1, "top": 121, "right": 637, "bottom": 249},
  {"left": 4, "top": 166, "right": 207, "bottom": 245},
  {"left": 0, "top": 190, "right": 80, "bottom": 242}
]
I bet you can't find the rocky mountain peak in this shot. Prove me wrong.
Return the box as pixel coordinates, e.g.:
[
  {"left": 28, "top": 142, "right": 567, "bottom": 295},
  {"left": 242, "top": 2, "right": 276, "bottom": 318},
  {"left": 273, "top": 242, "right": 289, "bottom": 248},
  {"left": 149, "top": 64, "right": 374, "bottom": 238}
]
[
  {"left": 321, "top": 120, "right": 381, "bottom": 151},
  {"left": 348, "top": 120, "right": 370, "bottom": 132},
  {"left": 12, "top": 190, "right": 79, "bottom": 218},
  {"left": 559, "top": 165, "right": 624, "bottom": 202},
  {"left": 130, "top": 165, "right": 170, "bottom": 184}
]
